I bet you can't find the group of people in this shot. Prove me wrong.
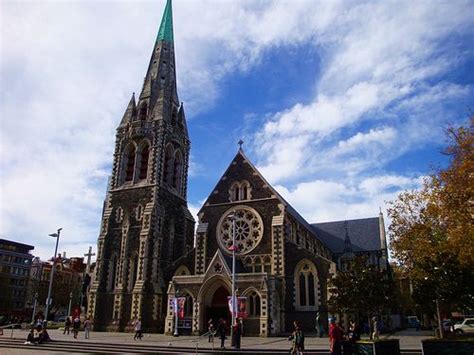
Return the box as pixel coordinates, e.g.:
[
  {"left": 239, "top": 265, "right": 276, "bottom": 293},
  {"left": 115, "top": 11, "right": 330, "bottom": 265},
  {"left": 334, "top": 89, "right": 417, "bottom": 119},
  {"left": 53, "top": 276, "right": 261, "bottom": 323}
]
[
  {"left": 207, "top": 317, "right": 242, "bottom": 349},
  {"left": 24, "top": 315, "right": 50, "bottom": 345},
  {"left": 63, "top": 316, "right": 92, "bottom": 339},
  {"left": 328, "top": 318, "right": 361, "bottom": 355}
]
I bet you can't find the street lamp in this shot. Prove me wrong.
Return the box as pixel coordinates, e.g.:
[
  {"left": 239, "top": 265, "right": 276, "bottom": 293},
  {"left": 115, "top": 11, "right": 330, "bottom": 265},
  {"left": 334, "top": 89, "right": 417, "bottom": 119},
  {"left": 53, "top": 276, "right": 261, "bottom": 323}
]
[
  {"left": 173, "top": 288, "right": 179, "bottom": 337},
  {"left": 68, "top": 291, "right": 73, "bottom": 317},
  {"left": 31, "top": 292, "right": 38, "bottom": 323},
  {"left": 45, "top": 228, "right": 62, "bottom": 324},
  {"left": 227, "top": 212, "right": 237, "bottom": 342}
]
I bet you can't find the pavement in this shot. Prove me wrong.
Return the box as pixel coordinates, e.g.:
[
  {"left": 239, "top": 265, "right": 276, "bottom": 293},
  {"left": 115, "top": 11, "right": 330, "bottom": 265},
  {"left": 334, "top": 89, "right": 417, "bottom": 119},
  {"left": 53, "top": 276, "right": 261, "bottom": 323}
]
[{"left": 0, "top": 328, "right": 433, "bottom": 354}]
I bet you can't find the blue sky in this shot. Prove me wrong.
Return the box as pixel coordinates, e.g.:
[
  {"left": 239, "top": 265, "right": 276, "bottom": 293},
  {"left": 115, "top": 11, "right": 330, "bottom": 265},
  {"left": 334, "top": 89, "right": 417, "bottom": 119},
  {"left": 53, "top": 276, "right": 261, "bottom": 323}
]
[{"left": 1, "top": 0, "right": 473, "bottom": 260}]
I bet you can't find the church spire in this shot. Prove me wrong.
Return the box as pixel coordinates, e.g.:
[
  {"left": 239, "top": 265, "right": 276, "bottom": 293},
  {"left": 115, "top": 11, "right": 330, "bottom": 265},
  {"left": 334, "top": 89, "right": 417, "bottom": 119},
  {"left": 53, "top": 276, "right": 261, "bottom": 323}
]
[
  {"left": 157, "top": 0, "right": 174, "bottom": 43},
  {"left": 138, "top": 0, "right": 179, "bottom": 118}
]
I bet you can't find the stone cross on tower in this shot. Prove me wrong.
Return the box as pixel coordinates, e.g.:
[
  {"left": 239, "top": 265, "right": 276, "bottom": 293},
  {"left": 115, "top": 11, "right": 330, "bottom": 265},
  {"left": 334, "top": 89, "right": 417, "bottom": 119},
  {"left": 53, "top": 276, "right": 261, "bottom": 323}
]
[
  {"left": 238, "top": 139, "right": 244, "bottom": 150},
  {"left": 84, "top": 246, "right": 95, "bottom": 274}
]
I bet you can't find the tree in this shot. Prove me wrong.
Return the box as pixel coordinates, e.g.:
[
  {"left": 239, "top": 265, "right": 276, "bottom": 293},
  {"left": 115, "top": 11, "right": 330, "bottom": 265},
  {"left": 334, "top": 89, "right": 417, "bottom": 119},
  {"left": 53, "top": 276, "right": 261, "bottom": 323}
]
[
  {"left": 388, "top": 117, "right": 474, "bottom": 315},
  {"left": 328, "top": 255, "right": 398, "bottom": 326}
]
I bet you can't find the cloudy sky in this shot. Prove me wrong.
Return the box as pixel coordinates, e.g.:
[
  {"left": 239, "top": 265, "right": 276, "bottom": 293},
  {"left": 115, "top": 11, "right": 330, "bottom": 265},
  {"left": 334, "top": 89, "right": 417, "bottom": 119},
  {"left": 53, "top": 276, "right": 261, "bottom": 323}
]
[{"left": 1, "top": 0, "right": 473, "bottom": 260}]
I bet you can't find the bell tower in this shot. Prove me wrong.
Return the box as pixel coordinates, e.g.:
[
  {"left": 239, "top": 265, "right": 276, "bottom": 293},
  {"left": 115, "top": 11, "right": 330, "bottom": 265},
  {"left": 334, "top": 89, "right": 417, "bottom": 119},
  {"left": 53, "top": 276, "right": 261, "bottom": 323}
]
[{"left": 88, "top": 0, "right": 195, "bottom": 331}]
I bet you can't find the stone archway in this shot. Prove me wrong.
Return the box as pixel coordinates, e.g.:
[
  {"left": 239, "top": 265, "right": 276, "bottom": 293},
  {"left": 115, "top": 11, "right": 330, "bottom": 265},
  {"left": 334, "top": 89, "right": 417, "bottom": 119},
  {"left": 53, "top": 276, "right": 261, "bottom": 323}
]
[
  {"left": 197, "top": 276, "right": 231, "bottom": 333},
  {"left": 207, "top": 286, "right": 230, "bottom": 327}
]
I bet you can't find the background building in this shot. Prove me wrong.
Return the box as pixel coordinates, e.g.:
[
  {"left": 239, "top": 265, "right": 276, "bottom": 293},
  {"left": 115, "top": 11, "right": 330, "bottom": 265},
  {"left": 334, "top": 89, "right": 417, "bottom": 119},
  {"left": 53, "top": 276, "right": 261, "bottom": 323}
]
[
  {"left": 0, "top": 239, "right": 34, "bottom": 320},
  {"left": 28, "top": 254, "right": 86, "bottom": 320}
]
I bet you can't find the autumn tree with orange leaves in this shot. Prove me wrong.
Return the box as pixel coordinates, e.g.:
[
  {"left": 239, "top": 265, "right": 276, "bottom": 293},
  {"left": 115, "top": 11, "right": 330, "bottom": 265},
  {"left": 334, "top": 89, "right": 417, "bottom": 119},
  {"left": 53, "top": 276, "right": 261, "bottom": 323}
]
[{"left": 388, "top": 117, "right": 474, "bottom": 314}]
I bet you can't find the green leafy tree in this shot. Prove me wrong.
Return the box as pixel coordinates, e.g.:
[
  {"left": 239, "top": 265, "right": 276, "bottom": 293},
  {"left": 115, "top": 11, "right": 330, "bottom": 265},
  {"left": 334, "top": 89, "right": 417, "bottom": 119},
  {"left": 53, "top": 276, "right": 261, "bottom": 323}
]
[{"left": 328, "top": 255, "right": 398, "bottom": 326}]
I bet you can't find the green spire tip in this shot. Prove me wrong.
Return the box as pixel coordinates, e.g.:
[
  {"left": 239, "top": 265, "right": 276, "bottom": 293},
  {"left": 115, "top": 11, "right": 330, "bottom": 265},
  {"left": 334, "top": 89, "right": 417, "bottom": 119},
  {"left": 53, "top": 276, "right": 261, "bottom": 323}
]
[{"left": 157, "top": 0, "right": 174, "bottom": 42}]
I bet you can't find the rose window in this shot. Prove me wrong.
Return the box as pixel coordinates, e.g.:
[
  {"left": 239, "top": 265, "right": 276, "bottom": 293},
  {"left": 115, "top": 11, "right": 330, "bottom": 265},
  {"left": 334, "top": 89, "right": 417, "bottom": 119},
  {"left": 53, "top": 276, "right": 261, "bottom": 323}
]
[{"left": 217, "top": 206, "right": 264, "bottom": 255}]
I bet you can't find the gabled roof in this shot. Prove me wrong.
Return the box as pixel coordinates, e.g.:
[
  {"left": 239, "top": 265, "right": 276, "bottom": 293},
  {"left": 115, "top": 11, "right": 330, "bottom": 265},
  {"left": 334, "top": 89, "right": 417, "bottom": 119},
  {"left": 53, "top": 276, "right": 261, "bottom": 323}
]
[
  {"left": 311, "top": 217, "right": 382, "bottom": 253},
  {"left": 198, "top": 148, "right": 332, "bottom": 251}
]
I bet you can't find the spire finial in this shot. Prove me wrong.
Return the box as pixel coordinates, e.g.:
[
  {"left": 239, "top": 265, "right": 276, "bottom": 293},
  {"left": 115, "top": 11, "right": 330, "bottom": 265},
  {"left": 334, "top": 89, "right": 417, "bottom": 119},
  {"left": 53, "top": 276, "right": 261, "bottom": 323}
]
[
  {"left": 238, "top": 139, "right": 244, "bottom": 150},
  {"left": 157, "top": 0, "right": 174, "bottom": 42}
]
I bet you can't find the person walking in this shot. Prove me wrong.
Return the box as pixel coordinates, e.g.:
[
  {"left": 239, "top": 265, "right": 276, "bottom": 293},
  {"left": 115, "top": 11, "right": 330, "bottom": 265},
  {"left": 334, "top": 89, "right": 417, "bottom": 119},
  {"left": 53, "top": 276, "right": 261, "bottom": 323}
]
[
  {"left": 232, "top": 318, "right": 242, "bottom": 349},
  {"left": 315, "top": 312, "right": 320, "bottom": 337},
  {"left": 288, "top": 321, "right": 305, "bottom": 355},
  {"left": 72, "top": 316, "right": 81, "bottom": 339},
  {"left": 372, "top": 317, "right": 380, "bottom": 340},
  {"left": 134, "top": 318, "right": 143, "bottom": 340},
  {"left": 329, "top": 318, "right": 343, "bottom": 355},
  {"left": 63, "top": 316, "right": 71, "bottom": 335},
  {"left": 84, "top": 318, "right": 91, "bottom": 339},
  {"left": 208, "top": 318, "right": 215, "bottom": 342},
  {"left": 347, "top": 320, "right": 360, "bottom": 355},
  {"left": 217, "top": 318, "right": 227, "bottom": 349}
]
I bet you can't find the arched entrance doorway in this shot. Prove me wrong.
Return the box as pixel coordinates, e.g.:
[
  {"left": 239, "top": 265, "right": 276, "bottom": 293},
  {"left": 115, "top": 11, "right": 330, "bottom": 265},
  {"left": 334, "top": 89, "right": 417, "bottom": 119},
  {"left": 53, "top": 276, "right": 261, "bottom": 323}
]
[{"left": 206, "top": 286, "right": 230, "bottom": 326}]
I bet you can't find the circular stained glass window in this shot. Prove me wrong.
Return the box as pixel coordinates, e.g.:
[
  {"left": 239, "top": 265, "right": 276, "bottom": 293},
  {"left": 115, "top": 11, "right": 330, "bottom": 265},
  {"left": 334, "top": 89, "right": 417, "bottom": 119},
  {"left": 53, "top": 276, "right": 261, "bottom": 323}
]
[{"left": 217, "top": 206, "right": 264, "bottom": 255}]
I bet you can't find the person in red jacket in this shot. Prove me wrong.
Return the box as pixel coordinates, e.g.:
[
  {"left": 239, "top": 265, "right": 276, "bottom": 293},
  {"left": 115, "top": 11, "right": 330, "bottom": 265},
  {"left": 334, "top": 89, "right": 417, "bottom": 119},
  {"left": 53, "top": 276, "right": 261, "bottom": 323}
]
[{"left": 329, "top": 318, "right": 344, "bottom": 355}]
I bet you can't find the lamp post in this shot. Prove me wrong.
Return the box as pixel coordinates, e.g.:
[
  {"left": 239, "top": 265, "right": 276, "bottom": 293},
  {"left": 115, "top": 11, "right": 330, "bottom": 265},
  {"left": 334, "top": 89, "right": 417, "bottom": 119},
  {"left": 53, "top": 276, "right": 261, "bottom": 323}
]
[
  {"left": 45, "top": 228, "right": 62, "bottom": 324},
  {"left": 227, "top": 212, "right": 237, "bottom": 342},
  {"left": 31, "top": 292, "right": 38, "bottom": 323},
  {"left": 67, "top": 291, "right": 73, "bottom": 317},
  {"left": 173, "top": 288, "right": 179, "bottom": 337}
]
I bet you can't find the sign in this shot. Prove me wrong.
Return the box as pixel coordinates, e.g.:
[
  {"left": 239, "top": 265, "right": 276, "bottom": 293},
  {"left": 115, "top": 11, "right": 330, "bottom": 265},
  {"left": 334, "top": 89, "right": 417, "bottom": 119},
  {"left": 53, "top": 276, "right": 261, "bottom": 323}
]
[
  {"left": 170, "top": 297, "right": 186, "bottom": 319},
  {"left": 228, "top": 296, "right": 247, "bottom": 319}
]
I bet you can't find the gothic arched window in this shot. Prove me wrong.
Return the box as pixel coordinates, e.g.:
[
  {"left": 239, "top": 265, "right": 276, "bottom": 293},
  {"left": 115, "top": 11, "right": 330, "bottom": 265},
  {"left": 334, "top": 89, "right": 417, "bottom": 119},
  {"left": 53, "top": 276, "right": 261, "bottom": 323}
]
[
  {"left": 240, "top": 181, "right": 251, "bottom": 200},
  {"left": 173, "top": 150, "right": 182, "bottom": 190},
  {"left": 129, "top": 254, "right": 138, "bottom": 292},
  {"left": 183, "top": 293, "right": 193, "bottom": 318},
  {"left": 229, "top": 181, "right": 252, "bottom": 202},
  {"left": 139, "top": 103, "right": 147, "bottom": 120},
  {"left": 138, "top": 143, "right": 150, "bottom": 180},
  {"left": 163, "top": 144, "right": 174, "bottom": 185},
  {"left": 124, "top": 144, "right": 136, "bottom": 182},
  {"left": 247, "top": 291, "right": 261, "bottom": 317},
  {"left": 294, "top": 260, "right": 319, "bottom": 310}
]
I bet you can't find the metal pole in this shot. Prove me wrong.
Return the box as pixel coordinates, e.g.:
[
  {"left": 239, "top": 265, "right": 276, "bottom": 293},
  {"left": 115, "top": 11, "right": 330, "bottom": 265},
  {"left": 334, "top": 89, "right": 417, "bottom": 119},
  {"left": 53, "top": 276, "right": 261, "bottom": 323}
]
[
  {"left": 68, "top": 292, "right": 73, "bottom": 317},
  {"left": 231, "top": 215, "right": 236, "bottom": 342},
  {"left": 174, "top": 297, "right": 179, "bottom": 336},
  {"left": 45, "top": 228, "right": 62, "bottom": 323},
  {"left": 31, "top": 292, "right": 38, "bottom": 323}
]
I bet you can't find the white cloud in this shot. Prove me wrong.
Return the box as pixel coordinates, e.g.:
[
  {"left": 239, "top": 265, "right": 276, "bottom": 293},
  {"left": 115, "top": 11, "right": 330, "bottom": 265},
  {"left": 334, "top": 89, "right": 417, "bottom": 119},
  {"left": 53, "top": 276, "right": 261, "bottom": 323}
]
[
  {"left": 252, "top": 0, "right": 473, "bottom": 183},
  {"left": 275, "top": 174, "right": 423, "bottom": 223}
]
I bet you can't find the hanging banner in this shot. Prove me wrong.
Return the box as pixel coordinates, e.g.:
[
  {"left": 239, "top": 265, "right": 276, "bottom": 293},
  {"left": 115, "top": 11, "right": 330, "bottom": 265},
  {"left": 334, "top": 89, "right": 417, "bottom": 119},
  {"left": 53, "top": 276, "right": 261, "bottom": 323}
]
[
  {"left": 227, "top": 296, "right": 248, "bottom": 319},
  {"left": 170, "top": 297, "right": 186, "bottom": 319},
  {"left": 177, "top": 297, "right": 186, "bottom": 319},
  {"left": 237, "top": 297, "right": 247, "bottom": 318}
]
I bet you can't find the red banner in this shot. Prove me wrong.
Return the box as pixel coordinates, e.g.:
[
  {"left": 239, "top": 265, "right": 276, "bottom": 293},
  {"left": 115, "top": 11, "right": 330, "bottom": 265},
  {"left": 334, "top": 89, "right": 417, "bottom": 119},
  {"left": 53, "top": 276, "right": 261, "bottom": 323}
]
[{"left": 171, "top": 297, "right": 186, "bottom": 319}]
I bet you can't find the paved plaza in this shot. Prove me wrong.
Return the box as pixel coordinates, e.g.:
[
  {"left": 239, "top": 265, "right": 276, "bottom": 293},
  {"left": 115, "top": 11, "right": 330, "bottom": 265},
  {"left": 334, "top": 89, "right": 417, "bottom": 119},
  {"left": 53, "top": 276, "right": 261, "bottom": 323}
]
[{"left": 0, "top": 328, "right": 433, "bottom": 353}]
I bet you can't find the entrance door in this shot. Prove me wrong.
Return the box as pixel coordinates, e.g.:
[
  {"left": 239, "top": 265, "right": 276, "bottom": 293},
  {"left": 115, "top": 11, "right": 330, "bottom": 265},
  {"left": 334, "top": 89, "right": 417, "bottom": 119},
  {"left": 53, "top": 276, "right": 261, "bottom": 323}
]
[{"left": 206, "top": 286, "right": 230, "bottom": 327}]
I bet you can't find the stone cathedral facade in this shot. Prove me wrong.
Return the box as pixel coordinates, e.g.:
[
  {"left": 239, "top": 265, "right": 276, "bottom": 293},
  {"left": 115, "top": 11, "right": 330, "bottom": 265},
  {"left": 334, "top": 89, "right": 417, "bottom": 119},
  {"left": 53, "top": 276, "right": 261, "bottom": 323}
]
[
  {"left": 91, "top": 0, "right": 389, "bottom": 335},
  {"left": 88, "top": 0, "right": 195, "bottom": 331}
]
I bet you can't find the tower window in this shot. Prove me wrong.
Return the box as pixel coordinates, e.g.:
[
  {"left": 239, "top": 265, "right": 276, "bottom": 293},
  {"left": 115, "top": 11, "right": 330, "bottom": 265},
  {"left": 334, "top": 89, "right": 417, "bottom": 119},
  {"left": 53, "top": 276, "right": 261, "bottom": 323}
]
[
  {"left": 173, "top": 150, "right": 182, "bottom": 191},
  {"left": 124, "top": 145, "right": 136, "bottom": 182},
  {"left": 139, "top": 144, "right": 149, "bottom": 180},
  {"left": 139, "top": 103, "right": 147, "bottom": 120},
  {"left": 163, "top": 144, "right": 174, "bottom": 185}
]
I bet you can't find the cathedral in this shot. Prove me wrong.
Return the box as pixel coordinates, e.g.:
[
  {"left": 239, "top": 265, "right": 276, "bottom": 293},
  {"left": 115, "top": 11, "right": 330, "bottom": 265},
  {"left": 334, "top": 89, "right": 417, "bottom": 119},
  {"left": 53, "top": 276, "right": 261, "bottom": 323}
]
[{"left": 89, "top": 0, "right": 388, "bottom": 335}]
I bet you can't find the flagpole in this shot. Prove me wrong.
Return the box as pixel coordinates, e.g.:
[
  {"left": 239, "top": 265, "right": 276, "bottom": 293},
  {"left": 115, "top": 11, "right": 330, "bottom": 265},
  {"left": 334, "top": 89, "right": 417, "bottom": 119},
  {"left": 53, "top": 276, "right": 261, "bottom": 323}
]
[{"left": 230, "top": 212, "right": 236, "bottom": 343}]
